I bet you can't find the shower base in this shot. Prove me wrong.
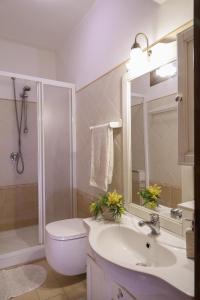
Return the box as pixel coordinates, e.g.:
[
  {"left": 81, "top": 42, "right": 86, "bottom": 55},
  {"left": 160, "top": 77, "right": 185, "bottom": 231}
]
[{"left": 0, "top": 225, "right": 45, "bottom": 269}]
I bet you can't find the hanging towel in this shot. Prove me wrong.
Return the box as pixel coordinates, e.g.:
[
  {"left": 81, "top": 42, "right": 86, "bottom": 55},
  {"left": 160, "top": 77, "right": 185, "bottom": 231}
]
[{"left": 90, "top": 125, "right": 114, "bottom": 191}]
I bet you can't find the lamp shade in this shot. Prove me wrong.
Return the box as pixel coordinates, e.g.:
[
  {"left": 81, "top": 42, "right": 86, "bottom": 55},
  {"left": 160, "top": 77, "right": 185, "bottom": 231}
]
[{"left": 130, "top": 47, "right": 143, "bottom": 59}]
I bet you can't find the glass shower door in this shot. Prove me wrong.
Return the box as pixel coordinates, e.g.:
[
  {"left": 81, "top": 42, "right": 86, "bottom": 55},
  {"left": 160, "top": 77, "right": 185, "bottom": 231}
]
[
  {"left": 0, "top": 74, "right": 39, "bottom": 255},
  {"left": 42, "top": 84, "right": 72, "bottom": 226}
]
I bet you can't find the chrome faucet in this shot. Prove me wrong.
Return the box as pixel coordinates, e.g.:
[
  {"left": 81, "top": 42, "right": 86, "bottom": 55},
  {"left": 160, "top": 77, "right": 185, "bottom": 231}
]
[
  {"left": 170, "top": 208, "right": 182, "bottom": 219},
  {"left": 138, "top": 213, "right": 160, "bottom": 235}
]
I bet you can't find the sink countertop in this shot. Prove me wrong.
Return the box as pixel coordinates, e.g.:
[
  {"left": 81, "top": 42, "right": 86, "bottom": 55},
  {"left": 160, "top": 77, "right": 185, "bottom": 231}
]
[
  {"left": 84, "top": 213, "right": 194, "bottom": 297},
  {"left": 178, "top": 200, "right": 194, "bottom": 211}
]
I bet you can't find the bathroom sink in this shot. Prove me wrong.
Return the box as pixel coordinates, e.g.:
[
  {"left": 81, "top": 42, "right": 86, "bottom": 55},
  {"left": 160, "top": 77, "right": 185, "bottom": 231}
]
[
  {"left": 90, "top": 224, "right": 177, "bottom": 269},
  {"left": 85, "top": 217, "right": 194, "bottom": 297}
]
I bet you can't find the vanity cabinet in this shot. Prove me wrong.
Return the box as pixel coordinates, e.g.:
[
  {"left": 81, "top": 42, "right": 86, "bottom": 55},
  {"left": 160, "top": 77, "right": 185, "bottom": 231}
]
[
  {"left": 177, "top": 26, "right": 194, "bottom": 165},
  {"left": 87, "top": 255, "right": 137, "bottom": 300},
  {"left": 110, "top": 280, "right": 137, "bottom": 300},
  {"left": 87, "top": 255, "right": 108, "bottom": 300}
]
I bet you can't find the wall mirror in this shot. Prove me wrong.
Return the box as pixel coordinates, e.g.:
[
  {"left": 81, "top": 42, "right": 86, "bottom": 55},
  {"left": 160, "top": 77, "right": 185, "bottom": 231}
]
[{"left": 122, "top": 22, "right": 194, "bottom": 234}]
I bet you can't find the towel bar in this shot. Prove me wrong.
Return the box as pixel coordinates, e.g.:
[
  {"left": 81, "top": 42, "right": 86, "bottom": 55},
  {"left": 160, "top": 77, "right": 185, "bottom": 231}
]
[{"left": 90, "top": 119, "right": 122, "bottom": 130}]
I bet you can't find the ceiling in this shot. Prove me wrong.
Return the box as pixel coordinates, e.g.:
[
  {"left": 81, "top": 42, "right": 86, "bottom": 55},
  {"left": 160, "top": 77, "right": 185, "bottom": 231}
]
[{"left": 0, "top": 0, "right": 95, "bottom": 51}]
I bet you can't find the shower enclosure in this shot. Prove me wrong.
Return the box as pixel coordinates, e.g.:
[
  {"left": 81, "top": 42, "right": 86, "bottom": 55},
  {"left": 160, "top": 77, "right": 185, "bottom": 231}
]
[{"left": 0, "top": 70, "right": 76, "bottom": 269}]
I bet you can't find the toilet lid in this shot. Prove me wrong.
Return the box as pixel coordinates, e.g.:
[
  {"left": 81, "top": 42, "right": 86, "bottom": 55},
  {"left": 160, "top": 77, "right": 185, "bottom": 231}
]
[{"left": 45, "top": 218, "right": 87, "bottom": 241}]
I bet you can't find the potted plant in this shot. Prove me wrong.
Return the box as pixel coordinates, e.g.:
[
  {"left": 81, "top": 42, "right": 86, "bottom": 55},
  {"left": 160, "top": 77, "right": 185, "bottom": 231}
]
[
  {"left": 89, "top": 190, "right": 125, "bottom": 221},
  {"left": 138, "top": 184, "right": 162, "bottom": 210}
]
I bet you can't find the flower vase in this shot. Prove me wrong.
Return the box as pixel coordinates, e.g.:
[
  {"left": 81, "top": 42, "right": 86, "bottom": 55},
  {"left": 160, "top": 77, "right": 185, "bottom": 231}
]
[{"left": 102, "top": 206, "right": 115, "bottom": 221}]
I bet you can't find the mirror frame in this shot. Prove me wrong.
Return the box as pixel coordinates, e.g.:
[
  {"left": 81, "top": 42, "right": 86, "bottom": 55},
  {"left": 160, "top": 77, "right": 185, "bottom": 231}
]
[
  {"left": 122, "top": 23, "right": 193, "bottom": 235},
  {"left": 194, "top": 0, "right": 200, "bottom": 297}
]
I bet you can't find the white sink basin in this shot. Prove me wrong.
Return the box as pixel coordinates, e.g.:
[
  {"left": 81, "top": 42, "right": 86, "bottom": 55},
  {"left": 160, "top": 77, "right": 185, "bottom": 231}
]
[
  {"left": 86, "top": 218, "right": 194, "bottom": 297},
  {"left": 90, "top": 224, "right": 177, "bottom": 269},
  {"left": 93, "top": 225, "right": 176, "bottom": 268}
]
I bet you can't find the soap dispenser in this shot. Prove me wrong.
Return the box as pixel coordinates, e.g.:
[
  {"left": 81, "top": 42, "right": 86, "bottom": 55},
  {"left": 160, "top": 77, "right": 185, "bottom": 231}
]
[{"left": 186, "top": 219, "right": 194, "bottom": 259}]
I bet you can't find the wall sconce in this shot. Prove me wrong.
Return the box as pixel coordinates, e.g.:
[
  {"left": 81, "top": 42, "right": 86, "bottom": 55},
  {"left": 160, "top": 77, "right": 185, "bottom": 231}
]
[
  {"left": 126, "top": 32, "right": 152, "bottom": 72},
  {"left": 131, "top": 33, "right": 152, "bottom": 58}
]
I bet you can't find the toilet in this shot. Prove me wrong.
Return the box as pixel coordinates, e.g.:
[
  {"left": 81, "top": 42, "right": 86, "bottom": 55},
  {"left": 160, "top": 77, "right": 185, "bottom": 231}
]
[{"left": 45, "top": 218, "right": 87, "bottom": 276}]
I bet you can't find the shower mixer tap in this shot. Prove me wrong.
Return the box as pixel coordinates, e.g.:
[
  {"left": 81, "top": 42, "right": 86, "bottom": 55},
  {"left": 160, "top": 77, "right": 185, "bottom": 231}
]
[
  {"left": 21, "top": 86, "right": 31, "bottom": 98},
  {"left": 10, "top": 152, "right": 19, "bottom": 161},
  {"left": 24, "top": 127, "right": 28, "bottom": 134}
]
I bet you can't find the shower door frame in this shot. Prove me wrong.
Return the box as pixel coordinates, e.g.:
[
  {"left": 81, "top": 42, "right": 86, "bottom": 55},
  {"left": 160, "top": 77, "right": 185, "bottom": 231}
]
[
  {"left": 39, "top": 80, "right": 77, "bottom": 242},
  {"left": 0, "top": 70, "right": 76, "bottom": 265}
]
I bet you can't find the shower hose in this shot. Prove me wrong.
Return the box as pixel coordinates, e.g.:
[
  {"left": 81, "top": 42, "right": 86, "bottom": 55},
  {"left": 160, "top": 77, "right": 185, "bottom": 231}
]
[{"left": 11, "top": 77, "right": 25, "bottom": 174}]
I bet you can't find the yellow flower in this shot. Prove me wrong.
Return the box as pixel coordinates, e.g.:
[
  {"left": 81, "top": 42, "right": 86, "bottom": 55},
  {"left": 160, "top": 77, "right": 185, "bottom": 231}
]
[
  {"left": 145, "top": 201, "right": 157, "bottom": 210},
  {"left": 148, "top": 184, "right": 162, "bottom": 197},
  {"left": 89, "top": 202, "right": 97, "bottom": 213},
  {"left": 107, "top": 190, "right": 123, "bottom": 205}
]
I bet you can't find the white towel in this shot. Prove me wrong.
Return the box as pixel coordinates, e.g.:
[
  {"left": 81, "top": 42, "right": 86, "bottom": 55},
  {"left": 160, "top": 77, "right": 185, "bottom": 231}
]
[{"left": 90, "top": 125, "right": 114, "bottom": 191}]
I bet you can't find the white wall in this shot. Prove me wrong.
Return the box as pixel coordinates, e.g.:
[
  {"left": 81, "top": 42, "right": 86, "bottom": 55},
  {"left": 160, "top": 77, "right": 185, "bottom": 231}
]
[
  {"left": 155, "top": 0, "right": 193, "bottom": 39},
  {"left": 0, "top": 38, "right": 59, "bottom": 186},
  {"left": 131, "top": 71, "right": 177, "bottom": 105},
  {"left": 0, "top": 38, "right": 57, "bottom": 79},
  {"left": 57, "top": 0, "right": 193, "bottom": 89}
]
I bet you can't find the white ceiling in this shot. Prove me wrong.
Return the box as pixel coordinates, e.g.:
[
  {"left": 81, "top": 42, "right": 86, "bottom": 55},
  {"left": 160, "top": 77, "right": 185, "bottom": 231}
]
[{"left": 0, "top": 0, "right": 95, "bottom": 51}]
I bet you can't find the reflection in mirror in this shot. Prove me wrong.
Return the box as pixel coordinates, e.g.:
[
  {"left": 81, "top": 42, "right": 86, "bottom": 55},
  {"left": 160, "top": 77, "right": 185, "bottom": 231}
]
[{"left": 131, "top": 58, "right": 193, "bottom": 216}]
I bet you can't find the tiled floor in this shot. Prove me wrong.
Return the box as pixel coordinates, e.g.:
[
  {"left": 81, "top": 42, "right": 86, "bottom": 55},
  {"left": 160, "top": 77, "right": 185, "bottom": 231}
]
[
  {"left": 13, "top": 260, "right": 87, "bottom": 300},
  {"left": 0, "top": 225, "right": 38, "bottom": 255}
]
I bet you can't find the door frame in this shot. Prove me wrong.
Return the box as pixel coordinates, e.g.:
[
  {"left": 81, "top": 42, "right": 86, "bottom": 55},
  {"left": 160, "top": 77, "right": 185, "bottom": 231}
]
[{"left": 194, "top": 1, "right": 200, "bottom": 298}]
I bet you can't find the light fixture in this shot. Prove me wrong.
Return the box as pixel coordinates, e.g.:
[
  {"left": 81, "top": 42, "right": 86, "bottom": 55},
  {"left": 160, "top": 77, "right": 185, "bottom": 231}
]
[
  {"left": 126, "top": 32, "right": 152, "bottom": 72},
  {"left": 131, "top": 32, "right": 152, "bottom": 58}
]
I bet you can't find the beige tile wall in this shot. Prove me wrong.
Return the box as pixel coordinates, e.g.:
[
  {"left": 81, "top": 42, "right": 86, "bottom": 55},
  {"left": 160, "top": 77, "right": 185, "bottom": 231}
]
[
  {"left": 132, "top": 180, "right": 181, "bottom": 209},
  {"left": 0, "top": 97, "right": 38, "bottom": 231},
  {"left": 0, "top": 183, "right": 38, "bottom": 231},
  {"left": 76, "top": 189, "right": 95, "bottom": 218},
  {"left": 0, "top": 99, "right": 37, "bottom": 186},
  {"left": 76, "top": 64, "right": 126, "bottom": 216},
  {"left": 132, "top": 181, "right": 141, "bottom": 205},
  {"left": 75, "top": 67, "right": 182, "bottom": 215},
  {"left": 150, "top": 182, "right": 181, "bottom": 208}
]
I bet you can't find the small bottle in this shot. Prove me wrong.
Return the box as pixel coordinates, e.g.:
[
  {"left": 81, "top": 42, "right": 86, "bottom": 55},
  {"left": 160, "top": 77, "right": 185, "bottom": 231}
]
[{"left": 186, "top": 220, "right": 194, "bottom": 259}]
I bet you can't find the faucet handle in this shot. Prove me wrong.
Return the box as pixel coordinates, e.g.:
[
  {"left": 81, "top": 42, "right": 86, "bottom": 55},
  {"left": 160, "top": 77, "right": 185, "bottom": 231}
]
[
  {"left": 170, "top": 208, "right": 182, "bottom": 219},
  {"left": 150, "top": 213, "right": 159, "bottom": 223}
]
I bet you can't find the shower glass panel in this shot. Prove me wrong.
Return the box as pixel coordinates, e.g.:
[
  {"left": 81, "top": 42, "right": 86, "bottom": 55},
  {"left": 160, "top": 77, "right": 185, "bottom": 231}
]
[
  {"left": 0, "top": 75, "right": 39, "bottom": 255},
  {"left": 43, "top": 84, "right": 72, "bottom": 225}
]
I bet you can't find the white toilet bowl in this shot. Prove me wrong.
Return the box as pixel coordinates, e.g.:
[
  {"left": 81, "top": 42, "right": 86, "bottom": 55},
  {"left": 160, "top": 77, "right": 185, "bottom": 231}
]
[{"left": 45, "top": 218, "right": 87, "bottom": 276}]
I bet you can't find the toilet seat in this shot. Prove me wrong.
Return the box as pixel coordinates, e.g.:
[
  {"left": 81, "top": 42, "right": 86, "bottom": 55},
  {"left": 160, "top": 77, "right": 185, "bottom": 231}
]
[{"left": 46, "top": 218, "right": 87, "bottom": 241}]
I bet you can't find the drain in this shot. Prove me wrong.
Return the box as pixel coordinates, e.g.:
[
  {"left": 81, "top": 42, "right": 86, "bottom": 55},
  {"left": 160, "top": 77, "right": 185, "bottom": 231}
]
[{"left": 146, "top": 242, "right": 151, "bottom": 249}]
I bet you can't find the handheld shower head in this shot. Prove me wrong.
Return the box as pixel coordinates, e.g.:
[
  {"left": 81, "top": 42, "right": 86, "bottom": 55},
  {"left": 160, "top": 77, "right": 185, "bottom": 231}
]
[{"left": 21, "top": 85, "right": 31, "bottom": 134}]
